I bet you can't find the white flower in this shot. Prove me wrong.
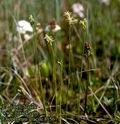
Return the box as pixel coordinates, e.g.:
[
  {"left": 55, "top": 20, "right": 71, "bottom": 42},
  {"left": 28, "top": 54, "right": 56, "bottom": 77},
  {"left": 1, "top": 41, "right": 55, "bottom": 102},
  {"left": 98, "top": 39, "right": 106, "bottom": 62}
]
[
  {"left": 78, "top": 11, "right": 84, "bottom": 18},
  {"left": 99, "top": 0, "right": 110, "bottom": 5},
  {"left": 45, "top": 20, "right": 61, "bottom": 32},
  {"left": 72, "top": 3, "right": 84, "bottom": 18},
  {"left": 24, "top": 34, "right": 31, "bottom": 41},
  {"left": 45, "top": 24, "right": 61, "bottom": 32},
  {"left": 72, "top": 3, "right": 84, "bottom": 13},
  {"left": 16, "top": 20, "right": 33, "bottom": 34},
  {"left": 53, "top": 25, "right": 61, "bottom": 32}
]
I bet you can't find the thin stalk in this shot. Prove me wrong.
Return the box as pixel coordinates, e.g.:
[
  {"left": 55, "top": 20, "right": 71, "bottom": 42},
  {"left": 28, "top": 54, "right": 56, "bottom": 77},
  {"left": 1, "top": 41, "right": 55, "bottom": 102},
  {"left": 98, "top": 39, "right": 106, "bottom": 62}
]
[
  {"left": 76, "top": 69, "right": 81, "bottom": 113},
  {"left": 33, "top": 25, "right": 47, "bottom": 115},
  {"left": 53, "top": 51, "right": 57, "bottom": 113},
  {"left": 59, "top": 61, "right": 63, "bottom": 124},
  {"left": 38, "top": 67, "right": 48, "bottom": 116},
  {"left": 55, "top": 0, "right": 60, "bottom": 23},
  {"left": 48, "top": 40, "right": 57, "bottom": 113},
  {"left": 33, "top": 25, "right": 39, "bottom": 90},
  {"left": 31, "top": 24, "right": 47, "bottom": 115},
  {"left": 18, "top": 33, "right": 27, "bottom": 63},
  {"left": 86, "top": 4, "right": 96, "bottom": 68},
  {"left": 12, "top": 15, "right": 27, "bottom": 63},
  {"left": 84, "top": 5, "right": 91, "bottom": 114},
  {"left": 66, "top": 25, "right": 72, "bottom": 112},
  {"left": 84, "top": 56, "right": 90, "bottom": 114},
  {"left": 65, "top": 24, "right": 75, "bottom": 114},
  {"left": 53, "top": 46, "right": 57, "bottom": 113}
]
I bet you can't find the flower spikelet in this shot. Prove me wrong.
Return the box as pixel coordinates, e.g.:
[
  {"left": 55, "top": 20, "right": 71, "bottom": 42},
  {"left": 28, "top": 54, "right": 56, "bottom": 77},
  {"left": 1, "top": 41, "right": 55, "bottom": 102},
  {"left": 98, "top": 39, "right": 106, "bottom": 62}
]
[
  {"left": 80, "top": 18, "right": 87, "bottom": 30},
  {"left": 44, "top": 34, "right": 54, "bottom": 46},
  {"left": 64, "top": 11, "right": 78, "bottom": 25}
]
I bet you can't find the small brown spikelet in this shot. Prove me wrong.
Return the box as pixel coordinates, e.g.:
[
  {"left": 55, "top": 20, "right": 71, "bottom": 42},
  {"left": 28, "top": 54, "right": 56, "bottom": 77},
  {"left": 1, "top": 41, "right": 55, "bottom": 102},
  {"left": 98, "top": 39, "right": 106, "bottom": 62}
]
[
  {"left": 49, "top": 19, "right": 56, "bottom": 29},
  {"left": 84, "top": 42, "right": 91, "bottom": 50},
  {"left": 84, "top": 42, "right": 92, "bottom": 56}
]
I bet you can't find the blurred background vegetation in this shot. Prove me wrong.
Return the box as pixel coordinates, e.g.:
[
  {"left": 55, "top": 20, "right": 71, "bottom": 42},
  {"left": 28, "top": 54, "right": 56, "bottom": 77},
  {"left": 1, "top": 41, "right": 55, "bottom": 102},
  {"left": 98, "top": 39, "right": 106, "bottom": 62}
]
[{"left": 0, "top": 0, "right": 120, "bottom": 123}]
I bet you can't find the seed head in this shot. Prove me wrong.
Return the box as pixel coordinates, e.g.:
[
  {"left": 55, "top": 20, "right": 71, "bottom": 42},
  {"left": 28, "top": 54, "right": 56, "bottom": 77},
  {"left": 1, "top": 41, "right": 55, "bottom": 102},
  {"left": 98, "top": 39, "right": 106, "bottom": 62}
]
[
  {"left": 84, "top": 42, "right": 92, "bottom": 56},
  {"left": 44, "top": 34, "right": 54, "bottom": 46},
  {"left": 64, "top": 11, "right": 78, "bottom": 25},
  {"left": 80, "top": 18, "right": 87, "bottom": 30},
  {"left": 29, "top": 15, "right": 35, "bottom": 25}
]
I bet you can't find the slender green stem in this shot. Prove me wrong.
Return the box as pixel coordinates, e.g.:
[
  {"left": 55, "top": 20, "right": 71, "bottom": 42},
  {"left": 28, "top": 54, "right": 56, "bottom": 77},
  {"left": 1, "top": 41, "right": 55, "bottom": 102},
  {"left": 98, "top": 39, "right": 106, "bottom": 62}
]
[
  {"left": 66, "top": 25, "right": 71, "bottom": 112},
  {"left": 39, "top": 67, "right": 48, "bottom": 116},
  {"left": 84, "top": 57, "right": 90, "bottom": 114},
  {"left": 33, "top": 25, "right": 39, "bottom": 90},
  {"left": 55, "top": 0, "right": 60, "bottom": 23},
  {"left": 49, "top": 40, "right": 57, "bottom": 113},
  {"left": 59, "top": 61, "right": 63, "bottom": 124}
]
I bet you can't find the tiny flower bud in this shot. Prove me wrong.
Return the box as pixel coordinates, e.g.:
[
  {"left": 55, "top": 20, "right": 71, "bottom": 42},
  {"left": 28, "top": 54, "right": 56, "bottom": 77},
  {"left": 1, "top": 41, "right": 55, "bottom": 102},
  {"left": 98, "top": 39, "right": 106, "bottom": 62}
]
[{"left": 29, "top": 15, "right": 35, "bottom": 25}]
